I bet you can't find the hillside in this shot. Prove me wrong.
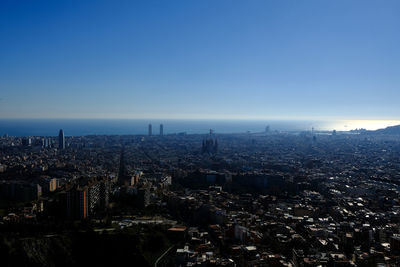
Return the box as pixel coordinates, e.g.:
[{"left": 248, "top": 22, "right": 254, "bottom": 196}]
[
  {"left": 372, "top": 125, "right": 400, "bottom": 135},
  {"left": 0, "top": 232, "right": 153, "bottom": 267}
]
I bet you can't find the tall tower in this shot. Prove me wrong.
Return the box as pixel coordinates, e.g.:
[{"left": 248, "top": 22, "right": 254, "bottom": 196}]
[
  {"left": 160, "top": 124, "right": 164, "bottom": 136},
  {"left": 58, "top": 129, "right": 65, "bottom": 149},
  {"left": 148, "top": 124, "right": 152, "bottom": 136}
]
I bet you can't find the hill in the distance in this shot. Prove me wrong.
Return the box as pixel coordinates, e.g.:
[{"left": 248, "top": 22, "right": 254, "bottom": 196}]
[{"left": 371, "top": 125, "right": 400, "bottom": 135}]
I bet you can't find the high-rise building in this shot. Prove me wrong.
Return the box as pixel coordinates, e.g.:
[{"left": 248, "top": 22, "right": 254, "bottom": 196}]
[
  {"left": 60, "top": 185, "right": 88, "bottom": 220},
  {"left": 22, "top": 137, "right": 32, "bottom": 146},
  {"left": 118, "top": 149, "right": 129, "bottom": 186},
  {"left": 137, "top": 186, "right": 150, "bottom": 208},
  {"left": 49, "top": 178, "right": 58, "bottom": 192},
  {"left": 87, "top": 179, "right": 110, "bottom": 216},
  {"left": 44, "top": 138, "right": 49, "bottom": 148},
  {"left": 58, "top": 129, "right": 65, "bottom": 149},
  {"left": 160, "top": 124, "right": 164, "bottom": 136},
  {"left": 148, "top": 124, "right": 152, "bottom": 136},
  {"left": 88, "top": 182, "right": 100, "bottom": 216}
]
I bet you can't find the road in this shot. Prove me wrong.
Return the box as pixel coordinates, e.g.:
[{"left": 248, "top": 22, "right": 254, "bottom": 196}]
[{"left": 154, "top": 245, "right": 174, "bottom": 267}]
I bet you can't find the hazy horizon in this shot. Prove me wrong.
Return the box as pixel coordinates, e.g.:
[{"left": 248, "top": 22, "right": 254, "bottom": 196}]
[{"left": 1, "top": 118, "right": 400, "bottom": 137}]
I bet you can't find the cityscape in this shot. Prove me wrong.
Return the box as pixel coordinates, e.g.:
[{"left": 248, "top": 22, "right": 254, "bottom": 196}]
[
  {"left": 1, "top": 124, "right": 400, "bottom": 266},
  {"left": 1, "top": 0, "right": 400, "bottom": 266}
]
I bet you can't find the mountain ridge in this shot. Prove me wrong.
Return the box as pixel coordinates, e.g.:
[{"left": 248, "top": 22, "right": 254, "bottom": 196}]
[{"left": 371, "top": 125, "right": 400, "bottom": 134}]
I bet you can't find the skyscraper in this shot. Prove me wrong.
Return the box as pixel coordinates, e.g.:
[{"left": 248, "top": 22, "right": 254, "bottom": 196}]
[
  {"left": 160, "top": 124, "right": 164, "bottom": 136},
  {"left": 58, "top": 129, "right": 65, "bottom": 149},
  {"left": 60, "top": 185, "right": 88, "bottom": 220},
  {"left": 148, "top": 124, "right": 152, "bottom": 136}
]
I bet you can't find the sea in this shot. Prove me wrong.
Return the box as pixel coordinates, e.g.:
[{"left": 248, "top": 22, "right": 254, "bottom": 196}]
[{"left": 0, "top": 119, "right": 398, "bottom": 137}]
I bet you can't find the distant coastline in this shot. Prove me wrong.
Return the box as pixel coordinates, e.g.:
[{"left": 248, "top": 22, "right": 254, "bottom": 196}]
[{"left": 0, "top": 118, "right": 399, "bottom": 137}]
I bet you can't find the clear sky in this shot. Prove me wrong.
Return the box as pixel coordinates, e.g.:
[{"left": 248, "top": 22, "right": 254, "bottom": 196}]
[{"left": 0, "top": 0, "right": 399, "bottom": 120}]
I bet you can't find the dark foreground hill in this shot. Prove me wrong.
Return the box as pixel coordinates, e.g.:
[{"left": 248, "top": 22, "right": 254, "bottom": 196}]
[{"left": 0, "top": 231, "right": 153, "bottom": 267}]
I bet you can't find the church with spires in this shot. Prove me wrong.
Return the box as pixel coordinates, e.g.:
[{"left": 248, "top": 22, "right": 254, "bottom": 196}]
[{"left": 202, "top": 129, "right": 218, "bottom": 154}]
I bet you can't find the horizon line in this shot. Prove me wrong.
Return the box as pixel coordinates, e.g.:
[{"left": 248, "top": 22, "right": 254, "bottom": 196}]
[{"left": 0, "top": 117, "right": 400, "bottom": 122}]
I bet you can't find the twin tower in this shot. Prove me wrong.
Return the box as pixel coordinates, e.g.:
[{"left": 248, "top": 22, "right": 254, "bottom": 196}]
[{"left": 148, "top": 124, "right": 163, "bottom": 136}]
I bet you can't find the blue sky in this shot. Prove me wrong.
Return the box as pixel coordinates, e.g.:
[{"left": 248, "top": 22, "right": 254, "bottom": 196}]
[{"left": 0, "top": 0, "right": 399, "bottom": 120}]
